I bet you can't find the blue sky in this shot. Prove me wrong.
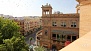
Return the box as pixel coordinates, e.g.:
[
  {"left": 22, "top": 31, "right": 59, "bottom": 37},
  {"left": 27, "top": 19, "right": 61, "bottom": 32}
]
[{"left": 0, "top": 0, "right": 78, "bottom": 17}]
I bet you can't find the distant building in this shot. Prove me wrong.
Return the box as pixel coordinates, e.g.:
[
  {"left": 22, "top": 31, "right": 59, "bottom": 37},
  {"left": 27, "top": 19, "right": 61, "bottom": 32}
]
[
  {"left": 0, "top": 14, "right": 13, "bottom": 19},
  {"left": 0, "top": 14, "right": 42, "bottom": 36},
  {"left": 13, "top": 16, "right": 42, "bottom": 36},
  {"left": 0, "top": 14, "right": 4, "bottom": 17},
  {"left": 12, "top": 17, "right": 25, "bottom": 36},
  {"left": 36, "top": 3, "right": 79, "bottom": 50}
]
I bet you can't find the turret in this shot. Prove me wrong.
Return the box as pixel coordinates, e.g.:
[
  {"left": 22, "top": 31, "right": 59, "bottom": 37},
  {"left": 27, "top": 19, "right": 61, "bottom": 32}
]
[{"left": 41, "top": 3, "right": 52, "bottom": 16}]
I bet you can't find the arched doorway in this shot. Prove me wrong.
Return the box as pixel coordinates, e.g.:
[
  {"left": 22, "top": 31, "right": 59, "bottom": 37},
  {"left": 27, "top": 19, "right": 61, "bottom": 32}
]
[{"left": 52, "top": 44, "right": 57, "bottom": 51}]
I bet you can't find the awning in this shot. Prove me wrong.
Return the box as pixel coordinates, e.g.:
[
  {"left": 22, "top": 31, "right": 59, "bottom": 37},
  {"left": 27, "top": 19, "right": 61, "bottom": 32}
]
[{"left": 52, "top": 30, "right": 78, "bottom": 35}]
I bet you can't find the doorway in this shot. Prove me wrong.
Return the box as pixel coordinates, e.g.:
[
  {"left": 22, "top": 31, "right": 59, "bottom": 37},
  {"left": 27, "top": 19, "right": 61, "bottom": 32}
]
[
  {"left": 67, "top": 35, "right": 71, "bottom": 41},
  {"left": 72, "top": 36, "right": 76, "bottom": 42},
  {"left": 52, "top": 44, "right": 57, "bottom": 51}
]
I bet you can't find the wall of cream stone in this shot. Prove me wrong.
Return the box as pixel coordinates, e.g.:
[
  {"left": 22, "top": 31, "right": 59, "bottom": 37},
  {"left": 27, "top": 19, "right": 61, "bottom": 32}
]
[{"left": 80, "top": 3, "right": 91, "bottom": 37}]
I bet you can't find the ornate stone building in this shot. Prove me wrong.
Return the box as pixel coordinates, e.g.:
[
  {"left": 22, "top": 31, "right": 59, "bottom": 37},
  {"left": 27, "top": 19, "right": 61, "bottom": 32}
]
[
  {"left": 59, "top": 0, "right": 91, "bottom": 51},
  {"left": 37, "top": 3, "right": 79, "bottom": 50}
]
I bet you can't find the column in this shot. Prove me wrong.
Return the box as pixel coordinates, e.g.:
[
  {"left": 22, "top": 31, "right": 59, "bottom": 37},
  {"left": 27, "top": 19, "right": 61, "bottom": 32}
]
[
  {"left": 65, "top": 35, "right": 67, "bottom": 41},
  {"left": 71, "top": 35, "right": 72, "bottom": 42}
]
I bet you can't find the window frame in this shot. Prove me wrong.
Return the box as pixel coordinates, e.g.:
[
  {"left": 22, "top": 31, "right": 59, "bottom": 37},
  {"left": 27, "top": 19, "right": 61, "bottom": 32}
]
[
  {"left": 71, "top": 22, "right": 76, "bottom": 27},
  {"left": 52, "top": 21, "right": 57, "bottom": 26},
  {"left": 61, "top": 22, "right": 66, "bottom": 27}
]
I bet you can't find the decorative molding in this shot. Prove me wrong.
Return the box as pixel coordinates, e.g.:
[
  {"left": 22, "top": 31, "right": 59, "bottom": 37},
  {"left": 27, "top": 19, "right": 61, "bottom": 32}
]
[
  {"left": 76, "top": 0, "right": 88, "bottom": 3},
  {"left": 80, "top": 2, "right": 91, "bottom": 6}
]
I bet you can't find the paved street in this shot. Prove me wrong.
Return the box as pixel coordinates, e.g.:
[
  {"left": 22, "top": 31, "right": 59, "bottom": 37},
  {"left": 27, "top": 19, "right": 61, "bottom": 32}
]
[
  {"left": 25, "top": 30, "right": 40, "bottom": 45},
  {"left": 25, "top": 30, "right": 57, "bottom": 51}
]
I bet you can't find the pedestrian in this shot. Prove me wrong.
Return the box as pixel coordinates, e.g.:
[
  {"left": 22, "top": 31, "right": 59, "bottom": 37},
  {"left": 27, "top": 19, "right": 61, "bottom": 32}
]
[
  {"left": 65, "top": 39, "right": 71, "bottom": 46},
  {"left": 29, "top": 45, "right": 33, "bottom": 51}
]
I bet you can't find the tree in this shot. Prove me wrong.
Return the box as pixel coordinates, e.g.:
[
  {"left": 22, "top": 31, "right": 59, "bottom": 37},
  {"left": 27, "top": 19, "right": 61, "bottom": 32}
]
[
  {"left": 0, "top": 17, "right": 20, "bottom": 42},
  {"left": 0, "top": 17, "right": 29, "bottom": 51},
  {"left": 0, "top": 44, "right": 6, "bottom": 51},
  {"left": 34, "top": 46, "right": 45, "bottom": 51},
  {"left": 29, "top": 37, "right": 33, "bottom": 45}
]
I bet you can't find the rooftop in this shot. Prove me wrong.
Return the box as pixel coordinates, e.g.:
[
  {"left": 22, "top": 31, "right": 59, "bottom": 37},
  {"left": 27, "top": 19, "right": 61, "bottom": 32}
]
[{"left": 42, "top": 3, "right": 52, "bottom": 8}]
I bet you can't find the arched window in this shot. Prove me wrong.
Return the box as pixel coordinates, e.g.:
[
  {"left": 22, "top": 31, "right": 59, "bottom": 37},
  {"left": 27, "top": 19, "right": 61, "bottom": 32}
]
[{"left": 45, "top": 30, "right": 48, "bottom": 35}]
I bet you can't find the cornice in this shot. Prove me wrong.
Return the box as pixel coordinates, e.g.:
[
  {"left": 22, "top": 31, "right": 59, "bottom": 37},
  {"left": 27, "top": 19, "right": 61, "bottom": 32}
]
[
  {"left": 76, "top": 0, "right": 91, "bottom": 7},
  {"left": 76, "top": 0, "right": 88, "bottom": 2},
  {"left": 76, "top": 0, "right": 79, "bottom": 2},
  {"left": 80, "top": 1, "right": 91, "bottom": 6}
]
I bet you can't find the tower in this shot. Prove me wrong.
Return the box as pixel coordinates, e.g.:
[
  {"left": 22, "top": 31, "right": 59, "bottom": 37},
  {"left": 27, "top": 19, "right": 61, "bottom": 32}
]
[
  {"left": 76, "top": 0, "right": 91, "bottom": 37},
  {"left": 41, "top": 3, "right": 52, "bottom": 16},
  {"left": 40, "top": 3, "right": 52, "bottom": 49}
]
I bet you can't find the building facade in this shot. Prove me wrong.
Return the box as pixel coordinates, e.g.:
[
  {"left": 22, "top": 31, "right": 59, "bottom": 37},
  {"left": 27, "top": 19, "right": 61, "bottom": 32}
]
[
  {"left": 76, "top": 0, "right": 91, "bottom": 37},
  {"left": 0, "top": 15, "right": 42, "bottom": 36},
  {"left": 13, "top": 17, "right": 26, "bottom": 36},
  {"left": 37, "top": 3, "right": 79, "bottom": 50},
  {"left": 13, "top": 16, "right": 42, "bottom": 36},
  {"left": 59, "top": 0, "right": 91, "bottom": 51}
]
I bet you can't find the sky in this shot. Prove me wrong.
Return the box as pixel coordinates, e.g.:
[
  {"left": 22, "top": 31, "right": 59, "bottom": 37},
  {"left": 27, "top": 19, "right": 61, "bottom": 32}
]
[{"left": 0, "top": 0, "right": 78, "bottom": 17}]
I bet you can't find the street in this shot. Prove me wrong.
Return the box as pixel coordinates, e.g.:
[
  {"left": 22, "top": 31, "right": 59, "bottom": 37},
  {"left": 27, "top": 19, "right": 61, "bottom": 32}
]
[
  {"left": 25, "top": 30, "right": 40, "bottom": 45},
  {"left": 25, "top": 30, "right": 58, "bottom": 51}
]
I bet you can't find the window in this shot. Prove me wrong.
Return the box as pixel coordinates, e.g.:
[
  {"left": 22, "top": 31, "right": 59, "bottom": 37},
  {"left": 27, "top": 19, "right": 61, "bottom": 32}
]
[
  {"left": 20, "top": 22, "right": 24, "bottom": 25},
  {"left": 52, "top": 34, "right": 56, "bottom": 40},
  {"left": 57, "top": 34, "right": 60, "bottom": 38},
  {"left": 61, "top": 22, "right": 66, "bottom": 27},
  {"left": 72, "top": 36, "right": 76, "bottom": 42},
  {"left": 57, "top": 34, "right": 61, "bottom": 41},
  {"left": 37, "top": 37, "right": 40, "bottom": 40},
  {"left": 52, "top": 22, "right": 57, "bottom": 26},
  {"left": 71, "top": 22, "right": 76, "bottom": 27},
  {"left": 52, "top": 34, "right": 56, "bottom": 37},
  {"left": 45, "top": 30, "right": 48, "bottom": 35},
  {"left": 67, "top": 36, "right": 71, "bottom": 40}
]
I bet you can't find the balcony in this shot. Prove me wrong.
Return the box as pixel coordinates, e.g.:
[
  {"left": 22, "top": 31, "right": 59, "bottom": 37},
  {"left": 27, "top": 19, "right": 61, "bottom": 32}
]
[{"left": 52, "top": 37, "right": 57, "bottom": 40}]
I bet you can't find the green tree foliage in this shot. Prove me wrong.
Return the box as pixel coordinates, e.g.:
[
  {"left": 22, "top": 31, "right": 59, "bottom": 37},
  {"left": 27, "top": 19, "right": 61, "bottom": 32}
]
[
  {"left": 29, "top": 37, "right": 33, "bottom": 41},
  {"left": 34, "top": 46, "right": 45, "bottom": 51},
  {"left": 0, "top": 17, "right": 28, "bottom": 51},
  {"left": 29, "top": 37, "right": 33, "bottom": 45},
  {"left": 0, "top": 44, "right": 6, "bottom": 51}
]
